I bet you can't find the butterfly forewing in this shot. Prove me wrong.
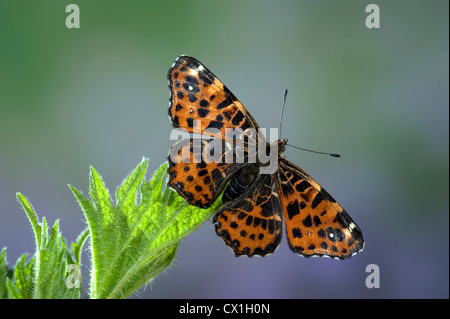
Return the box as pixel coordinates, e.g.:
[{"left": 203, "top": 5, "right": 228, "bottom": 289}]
[{"left": 168, "top": 55, "right": 260, "bottom": 144}]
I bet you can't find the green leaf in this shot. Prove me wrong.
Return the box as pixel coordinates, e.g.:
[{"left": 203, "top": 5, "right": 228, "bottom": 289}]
[
  {"left": 0, "top": 248, "right": 10, "bottom": 299},
  {"left": 5, "top": 254, "right": 35, "bottom": 299},
  {"left": 70, "top": 159, "right": 220, "bottom": 299},
  {"left": 16, "top": 194, "right": 82, "bottom": 299},
  {"left": 34, "top": 221, "right": 79, "bottom": 299},
  {"left": 71, "top": 228, "right": 89, "bottom": 266},
  {"left": 17, "top": 193, "right": 41, "bottom": 250}
]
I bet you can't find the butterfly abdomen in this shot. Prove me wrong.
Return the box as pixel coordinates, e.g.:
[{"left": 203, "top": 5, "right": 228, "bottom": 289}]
[{"left": 222, "top": 165, "right": 259, "bottom": 203}]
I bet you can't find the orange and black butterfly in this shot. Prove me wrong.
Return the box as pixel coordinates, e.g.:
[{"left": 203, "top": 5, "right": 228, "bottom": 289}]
[{"left": 166, "top": 55, "right": 364, "bottom": 259}]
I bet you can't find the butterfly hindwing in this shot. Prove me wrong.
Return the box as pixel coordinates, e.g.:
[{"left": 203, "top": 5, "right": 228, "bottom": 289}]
[
  {"left": 277, "top": 159, "right": 364, "bottom": 259},
  {"left": 168, "top": 138, "right": 247, "bottom": 208},
  {"left": 214, "top": 172, "right": 284, "bottom": 257}
]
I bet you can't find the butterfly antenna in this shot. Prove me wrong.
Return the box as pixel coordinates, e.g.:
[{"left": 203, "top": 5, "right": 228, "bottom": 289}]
[
  {"left": 286, "top": 143, "right": 341, "bottom": 158},
  {"left": 279, "top": 89, "right": 340, "bottom": 158},
  {"left": 279, "top": 89, "right": 288, "bottom": 138}
]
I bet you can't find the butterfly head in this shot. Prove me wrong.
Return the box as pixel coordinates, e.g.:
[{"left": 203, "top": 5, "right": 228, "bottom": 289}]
[{"left": 278, "top": 138, "right": 288, "bottom": 154}]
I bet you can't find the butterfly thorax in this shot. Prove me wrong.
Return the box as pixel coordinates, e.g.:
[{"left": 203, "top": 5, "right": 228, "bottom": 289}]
[{"left": 223, "top": 138, "right": 288, "bottom": 203}]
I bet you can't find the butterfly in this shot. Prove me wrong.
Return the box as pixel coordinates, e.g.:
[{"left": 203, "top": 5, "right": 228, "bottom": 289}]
[{"left": 166, "top": 55, "right": 364, "bottom": 259}]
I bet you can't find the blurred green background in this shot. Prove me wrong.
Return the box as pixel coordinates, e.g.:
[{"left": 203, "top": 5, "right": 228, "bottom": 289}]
[{"left": 0, "top": 1, "right": 448, "bottom": 298}]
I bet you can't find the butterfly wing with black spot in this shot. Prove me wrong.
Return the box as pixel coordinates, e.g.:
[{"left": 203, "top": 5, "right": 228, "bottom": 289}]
[
  {"left": 276, "top": 158, "right": 364, "bottom": 259},
  {"left": 213, "top": 172, "right": 283, "bottom": 257},
  {"left": 168, "top": 55, "right": 261, "bottom": 144},
  {"left": 168, "top": 138, "right": 247, "bottom": 208}
]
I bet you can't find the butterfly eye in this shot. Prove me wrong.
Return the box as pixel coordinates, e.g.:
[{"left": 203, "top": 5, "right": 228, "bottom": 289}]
[{"left": 278, "top": 140, "right": 286, "bottom": 154}]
